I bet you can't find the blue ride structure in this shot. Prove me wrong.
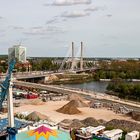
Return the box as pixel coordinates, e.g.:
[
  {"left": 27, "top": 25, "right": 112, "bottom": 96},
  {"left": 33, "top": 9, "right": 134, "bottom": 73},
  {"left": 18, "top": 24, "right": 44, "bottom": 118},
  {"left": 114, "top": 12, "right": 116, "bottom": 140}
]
[{"left": 0, "top": 59, "right": 17, "bottom": 140}]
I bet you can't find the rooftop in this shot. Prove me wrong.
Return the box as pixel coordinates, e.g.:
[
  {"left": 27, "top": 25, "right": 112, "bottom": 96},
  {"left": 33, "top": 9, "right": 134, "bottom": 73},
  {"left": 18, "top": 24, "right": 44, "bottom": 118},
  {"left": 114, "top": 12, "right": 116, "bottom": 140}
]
[
  {"left": 0, "top": 118, "right": 29, "bottom": 132},
  {"left": 103, "top": 129, "right": 123, "bottom": 138}
]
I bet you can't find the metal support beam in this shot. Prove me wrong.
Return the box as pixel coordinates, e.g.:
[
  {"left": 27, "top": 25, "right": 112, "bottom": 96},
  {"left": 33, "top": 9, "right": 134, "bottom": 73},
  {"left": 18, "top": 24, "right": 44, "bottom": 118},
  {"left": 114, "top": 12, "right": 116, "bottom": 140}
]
[
  {"left": 8, "top": 74, "right": 14, "bottom": 128},
  {"left": 71, "top": 42, "right": 74, "bottom": 71}
]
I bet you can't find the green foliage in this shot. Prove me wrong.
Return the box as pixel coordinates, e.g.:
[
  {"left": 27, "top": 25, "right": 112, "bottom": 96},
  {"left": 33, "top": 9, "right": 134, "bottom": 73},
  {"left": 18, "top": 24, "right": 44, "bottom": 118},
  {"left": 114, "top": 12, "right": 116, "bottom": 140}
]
[
  {"left": 95, "top": 60, "right": 140, "bottom": 80},
  {"left": 107, "top": 82, "right": 140, "bottom": 101},
  {"left": 29, "top": 58, "right": 60, "bottom": 71},
  {"left": 0, "top": 60, "right": 8, "bottom": 73}
]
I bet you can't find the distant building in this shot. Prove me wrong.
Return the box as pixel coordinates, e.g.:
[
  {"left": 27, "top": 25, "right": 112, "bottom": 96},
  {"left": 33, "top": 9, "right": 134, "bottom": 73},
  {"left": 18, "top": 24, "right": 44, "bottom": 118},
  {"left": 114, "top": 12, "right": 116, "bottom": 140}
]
[{"left": 8, "top": 45, "right": 26, "bottom": 63}]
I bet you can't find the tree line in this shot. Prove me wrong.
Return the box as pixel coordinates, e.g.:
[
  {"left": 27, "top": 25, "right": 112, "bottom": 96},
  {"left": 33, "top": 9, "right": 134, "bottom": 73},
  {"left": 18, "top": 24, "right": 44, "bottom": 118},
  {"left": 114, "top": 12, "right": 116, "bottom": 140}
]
[
  {"left": 94, "top": 60, "right": 140, "bottom": 80},
  {"left": 107, "top": 80, "right": 140, "bottom": 101}
]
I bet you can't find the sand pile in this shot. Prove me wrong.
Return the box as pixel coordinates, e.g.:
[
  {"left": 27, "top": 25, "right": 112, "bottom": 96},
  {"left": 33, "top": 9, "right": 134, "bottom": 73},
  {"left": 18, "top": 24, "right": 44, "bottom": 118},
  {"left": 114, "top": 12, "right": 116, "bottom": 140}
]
[
  {"left": 21, "top": 99, "right": 45, "bottom": 105},
  {"left": 81, "top": 117, "right": 99, "bottom": 127},
  {"left": 68, "top": 94, "right": 84, "bottom": 101},
  {"left": 69, "top": 100, "right": 88, "bottom": 107},
  {"left": 60, "top": 119, "right": 73, "bottom": 124},
  {"left": 56, "top": 104, "right": 81, "bottom": 115},
  {"left": 98, "top": 119, "right": 107, "bottom": 125},
  {"left": 26, "top": 111, "right": 49, "bottom": 122},
  {"left": 48, "top": 74, "right": 59, "bottom": 81},
  {"left": 70, "top": 119, "right": 85, "bottom": 129},
  {"left": 59, "top": 119, "right": 85, "bottom": 129},
  {"left": 56, "top": 99, "right": 88, "bottom": 115},
  {"left": 131, "top": 111, "right": 140, "bottom": 121}
]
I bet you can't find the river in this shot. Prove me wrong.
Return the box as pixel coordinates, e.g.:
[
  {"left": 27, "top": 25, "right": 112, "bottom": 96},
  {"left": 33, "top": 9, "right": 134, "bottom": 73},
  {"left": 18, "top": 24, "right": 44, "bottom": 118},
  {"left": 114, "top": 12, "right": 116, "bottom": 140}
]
[{"left": 64, "top": 81, "right": 109, "bottom": 93}]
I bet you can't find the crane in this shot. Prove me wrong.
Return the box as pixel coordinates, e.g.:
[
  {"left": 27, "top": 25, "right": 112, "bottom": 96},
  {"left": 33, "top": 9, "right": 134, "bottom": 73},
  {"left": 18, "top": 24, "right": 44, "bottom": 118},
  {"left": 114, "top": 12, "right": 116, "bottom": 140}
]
[{"left": 0, "top": 59, "right": 17, "bottom": 140}]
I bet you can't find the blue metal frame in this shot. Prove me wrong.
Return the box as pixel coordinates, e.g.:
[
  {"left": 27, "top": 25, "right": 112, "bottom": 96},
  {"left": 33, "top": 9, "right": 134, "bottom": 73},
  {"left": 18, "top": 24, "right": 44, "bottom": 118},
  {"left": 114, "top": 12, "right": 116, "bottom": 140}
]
[
  {"left": 7, "top": 127, "right": 18, "bottom": 140},
  {"left": 0, "top": 59, "right": 16, "bottom": 109},
  {"left": 0, "top": 59, "right": 16, "bottom": 140}
]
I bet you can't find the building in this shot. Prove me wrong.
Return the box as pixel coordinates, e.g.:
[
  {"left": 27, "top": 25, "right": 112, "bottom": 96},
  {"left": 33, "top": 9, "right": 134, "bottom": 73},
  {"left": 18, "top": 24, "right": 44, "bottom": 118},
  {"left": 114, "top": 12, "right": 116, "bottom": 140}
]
[
  {"left": 103, "top": 129, "right": 123, "bottom": 140},
  {"left": 125, "top": 131, "right": 139, "bottom": 140},
  {"left": 8, "top": 45, "right": 26, "bottom": 63}
]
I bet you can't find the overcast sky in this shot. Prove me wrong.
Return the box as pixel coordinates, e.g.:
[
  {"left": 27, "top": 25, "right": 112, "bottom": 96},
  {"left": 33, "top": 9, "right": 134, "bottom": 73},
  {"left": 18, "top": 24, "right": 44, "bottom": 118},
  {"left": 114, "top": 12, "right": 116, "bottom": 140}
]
[{"left": 0, "top": 0, "right": 140, "bottom": 57}]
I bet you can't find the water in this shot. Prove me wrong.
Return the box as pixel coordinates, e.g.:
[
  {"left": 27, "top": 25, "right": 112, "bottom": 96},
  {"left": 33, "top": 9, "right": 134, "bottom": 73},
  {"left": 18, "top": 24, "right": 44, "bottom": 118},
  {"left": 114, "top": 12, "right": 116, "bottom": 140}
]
[{"left": 65, "top": 81, "right": 109, "bottom": 93}]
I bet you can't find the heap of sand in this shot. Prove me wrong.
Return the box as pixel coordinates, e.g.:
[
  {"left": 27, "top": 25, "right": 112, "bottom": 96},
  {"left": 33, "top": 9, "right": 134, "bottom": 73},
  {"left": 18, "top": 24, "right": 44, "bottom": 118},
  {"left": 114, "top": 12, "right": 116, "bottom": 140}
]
[
  {"left": 68, "top": 94, "right": 85, "bottom": 101},
  {"left": 81, "top": 117, "right": 99, "bottom": 127},
  {"left": 70, "top": 119, "right": 85, "bottom": 129},
  {"left": 105, "top": 119, "right": 140, "bottom": 133},
  {"left": 128, "top": 111, "right": 140, "bottom": 121},
  {"left": 56, "top": 104, "right": 81, "bottom": 115},
  {"left": 59, "top": 117, "right": 102, "bottom": 129},
  {"left": 20, "top": 99, "right": 45, "bottom": 105},
  {"left": 56, "top": 99, "right": 89, "bottom": 115},
  {"left": 68, "top": 99, "right": 88, "bottom": 107},
  {"left": 26, "top": 111, "right": 49, "bottom": 122},
  {"left": 60, "top": 119, "right": 73, "bottom": 124}
]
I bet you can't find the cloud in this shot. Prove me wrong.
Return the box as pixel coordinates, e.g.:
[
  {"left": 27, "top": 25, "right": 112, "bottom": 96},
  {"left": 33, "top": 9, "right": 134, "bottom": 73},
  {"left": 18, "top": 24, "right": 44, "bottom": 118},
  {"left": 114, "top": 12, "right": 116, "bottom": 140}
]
[
  {"left": 46, "top": 17, "right": 59, "bottom": 24},
  {"left": 43, "top": 3, "right": 51, "bottom": 6},
  {"left": 52, "top": 0, "right": 92, "bottom": 6},
  {"left": 106, "top": 14, "right": 112, "bottom": 17},
  {"left": 23, "top": 26, "right": 66, "bottom": 35},
  {"left": 0, "top": 16, "right": 4, "bottom": 19},
  {"left": 85, "top": 7, "right": 99, "bottom": 12},
  {"left": 0, "top": 29, "right": 6, "bottom": 33},
  {"left": 12, "top": 26, "right": 24, "bottom": 30},
  {"left": 85, "top": 6, "right": 107, "bottom": 12},
  {"left": 23, "top": 27, "right": 48, "bottom": 35},
  {"left": 62, "top": 10, "right": 90, "bottom": 18},
  {"left": 31, "top": 26, "right": 43, "bottom": 29}
]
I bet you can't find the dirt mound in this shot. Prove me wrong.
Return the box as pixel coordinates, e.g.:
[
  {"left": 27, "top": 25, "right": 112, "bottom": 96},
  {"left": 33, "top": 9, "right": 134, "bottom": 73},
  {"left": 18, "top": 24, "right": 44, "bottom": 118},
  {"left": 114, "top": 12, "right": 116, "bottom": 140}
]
[
  {"left": 105, "top": 119, "right": 140, "bottom": 132},
  {"left": 68, "top": 100, "right": 88, "bottom": 108},
  {"left": 131, "top": 111, "right": 140, "bottom": 121},
  {"left": 48, "top": 74, "right": 59, "bottom": 81},
  {"left": 60, "top": 119, "right": 73, "bottom": 124},
  {"left": 56, "top": 104, "right": 81, "bottom": 115},
  {"left": 26, "top": 111, "right": 49, "bottom": 122},
  {"left": 68, "top": 94, "right": 84, "bottom": 101},
  {"left": 22, "top": 99, "right": 45, "bottom": 105},
  {"left": 56, "top": 99, "right": 88, "bottom": 115},
  {"left": 81, "top": 117, "right": 99, "bottom": 127},
  {"left": 98, "top": 119, "right": 107, "bottom": 125},
  {"left": 70, "top": 119, "right": 85, "bottom": 129}
]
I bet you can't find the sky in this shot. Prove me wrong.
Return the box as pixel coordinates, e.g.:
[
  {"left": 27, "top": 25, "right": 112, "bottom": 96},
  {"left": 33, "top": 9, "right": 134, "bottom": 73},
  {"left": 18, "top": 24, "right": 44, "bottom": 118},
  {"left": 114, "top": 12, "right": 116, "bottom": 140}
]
[{"left": 0, "top": 0, "right": 140, "bottom": 57}]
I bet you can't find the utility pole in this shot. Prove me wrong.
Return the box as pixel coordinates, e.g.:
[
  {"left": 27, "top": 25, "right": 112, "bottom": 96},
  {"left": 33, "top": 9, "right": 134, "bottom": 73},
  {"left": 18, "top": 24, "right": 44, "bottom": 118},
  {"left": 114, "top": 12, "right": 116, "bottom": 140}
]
[{"left": 80, "top": 42, "right": 83, "bottom": 71}]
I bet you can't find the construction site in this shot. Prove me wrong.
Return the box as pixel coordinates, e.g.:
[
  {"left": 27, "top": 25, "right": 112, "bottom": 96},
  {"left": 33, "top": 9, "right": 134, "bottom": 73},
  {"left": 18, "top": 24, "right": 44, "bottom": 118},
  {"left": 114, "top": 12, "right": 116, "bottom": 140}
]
[{"left": 0, "top": 45, "right": 140, "bottom": 140}]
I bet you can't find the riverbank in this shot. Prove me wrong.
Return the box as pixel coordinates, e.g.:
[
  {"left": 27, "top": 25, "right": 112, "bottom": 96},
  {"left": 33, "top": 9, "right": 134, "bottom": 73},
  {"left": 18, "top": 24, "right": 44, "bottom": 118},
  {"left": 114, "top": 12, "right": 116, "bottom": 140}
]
[
  {"left": 14, "top": 81, "right": 140, "bottom": 112},
  {"left": 46, "top": 73, "right": 95, "bottom": 84}
]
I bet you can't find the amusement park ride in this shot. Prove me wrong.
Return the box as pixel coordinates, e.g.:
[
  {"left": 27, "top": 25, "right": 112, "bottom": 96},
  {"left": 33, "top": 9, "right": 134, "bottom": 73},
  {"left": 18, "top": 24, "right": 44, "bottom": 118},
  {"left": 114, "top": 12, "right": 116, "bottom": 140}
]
[{"left": 0, "top": 59, "right": 17, "bottom": 140}]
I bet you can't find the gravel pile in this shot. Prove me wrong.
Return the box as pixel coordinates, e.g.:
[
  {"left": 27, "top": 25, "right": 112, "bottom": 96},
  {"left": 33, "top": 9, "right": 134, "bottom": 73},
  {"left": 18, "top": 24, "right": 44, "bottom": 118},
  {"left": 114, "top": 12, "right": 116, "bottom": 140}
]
[{"left": 105, "top": 119, "right": 140, "bottom": 132}]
